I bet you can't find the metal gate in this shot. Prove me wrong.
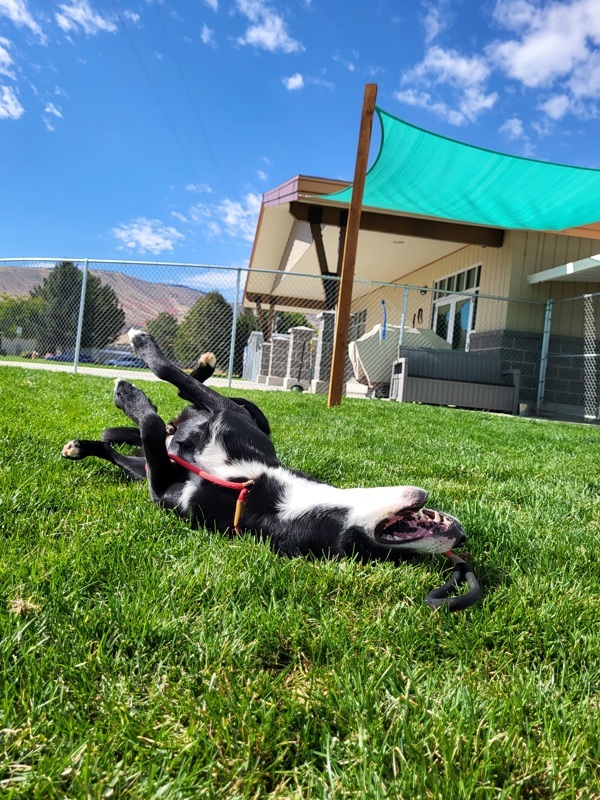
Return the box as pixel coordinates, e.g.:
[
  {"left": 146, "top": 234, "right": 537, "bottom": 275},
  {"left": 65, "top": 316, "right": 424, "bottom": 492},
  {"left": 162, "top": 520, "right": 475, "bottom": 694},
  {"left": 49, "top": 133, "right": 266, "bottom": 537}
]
[{"left": 538, "top": 292, "right": 600, "bottom": 422}]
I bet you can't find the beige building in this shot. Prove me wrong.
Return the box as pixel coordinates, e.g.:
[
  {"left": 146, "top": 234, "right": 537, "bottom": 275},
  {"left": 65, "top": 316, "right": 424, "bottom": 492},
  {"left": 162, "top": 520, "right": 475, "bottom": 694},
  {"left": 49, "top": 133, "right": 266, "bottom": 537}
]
[{"left": 244, "top": 173, "right": 600, "bottom": 418}]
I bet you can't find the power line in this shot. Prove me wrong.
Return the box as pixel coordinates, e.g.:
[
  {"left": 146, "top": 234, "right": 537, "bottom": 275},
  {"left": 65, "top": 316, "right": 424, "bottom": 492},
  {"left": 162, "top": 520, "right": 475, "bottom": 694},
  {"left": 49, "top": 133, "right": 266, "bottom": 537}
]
[
  {"left": 151, "top": 0, "right": 230, "bottom": 196},
  {"left": 109, "top": 0, "right": 212, "bottom": 191}
]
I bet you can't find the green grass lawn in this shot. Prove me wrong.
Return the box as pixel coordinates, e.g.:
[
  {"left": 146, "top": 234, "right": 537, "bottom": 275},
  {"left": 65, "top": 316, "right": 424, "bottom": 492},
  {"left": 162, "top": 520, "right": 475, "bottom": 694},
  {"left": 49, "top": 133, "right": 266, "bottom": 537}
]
[{"left": 1, "top": 364, "right": 600, "bottom": 799}]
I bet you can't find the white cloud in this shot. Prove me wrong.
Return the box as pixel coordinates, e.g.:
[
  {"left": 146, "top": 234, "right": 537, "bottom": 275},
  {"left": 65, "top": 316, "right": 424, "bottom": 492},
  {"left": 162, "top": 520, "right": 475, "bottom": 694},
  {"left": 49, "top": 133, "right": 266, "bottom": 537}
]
[
  {"left": 205, "top": 0, "right": 218, "bottom": 10},
  {"left": 396, "top": 0, "right": 600, "bottom": 127},
  {"left": 308, "top": 75, "right": 334, "bottom": 90},
  {"left": 333, "top": 54, "right": 356, "bottom": 72},
  {"left": 0, "top": 0, "right": 45, "bottom": 41},
  {"left": 0, "top": 83, "right": 23, "bottom": 119},
  {"left": 492, "top": 0, "right": 540, "bottom": 32},
  {"left": 44, "top": 102, "right": 62, "bottom": 118},
  {"left": 397, "top": 46, "right": 498, "bottom": 124},
  {"left": 174, "top": 268, "right": 242, "bottom": 299},
  {"left": 112, "top": 218, "right": 185, "bottom": 254},
  {"left": 236, "top": 0, "right": 303, "bottom": 54},
  {"left": 171, "top": 211, "right": 188, "bottom": 223},
  {"left": 201, "top": 23, "right": 215, "bottom": 46},
  {"left": 404, "top": 45, "right": 491, "bottom": 87},
  {"left": 190, "top": 192, "right": 262, "bottom": 243},
  {"left": 489, "top": 0, "right": 600, "bottom": 89},
  {"left": 282, "top": 72, "right": 333, "bottom": 91},
  {"left": 538, "top": 93, "right": 571, "bottom": 120},
  {"left": 498, "top": 115, "right": 534, "bottom": 154},
  {"left": 219, "top": 193, "right": 262, "bottom": 241},
  {"left": 186, "top": 182, "right": 213, "bottom": 193},
  {"left": 422, "top": 1, "right": 451, "bottom": 44},
  {"left": 499, "top": 116, "right": 524, "bottom": 138},
  {"left": 122, "top": 10, "right": 140, "bottom": 25},
  {"left": 42, "top": 104, "right": 62, "bottom": 130},
  {"left": 0, "top": 37, "right": 15, "bottom": 79},
  {"left": 55, "top": 0, "right": 117, "bottom": 36},
  {"left": 282, "top": 72, "right": 303, "bottom": 90},
  {"left": 257, "top": 169, "right": 268, "bottom": 181},
  {"left": 568, "top": 49, "right": 600, "bottom": 99},
  {"left": 395, "top": 88, "right": 466, "bottom": 126}
]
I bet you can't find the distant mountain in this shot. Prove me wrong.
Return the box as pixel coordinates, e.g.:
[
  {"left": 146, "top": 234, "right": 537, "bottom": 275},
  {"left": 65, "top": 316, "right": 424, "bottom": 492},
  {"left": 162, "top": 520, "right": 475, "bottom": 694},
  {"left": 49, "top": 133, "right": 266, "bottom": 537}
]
[{"left": 0, "top": 266, "right": 204, "bottom": 329}]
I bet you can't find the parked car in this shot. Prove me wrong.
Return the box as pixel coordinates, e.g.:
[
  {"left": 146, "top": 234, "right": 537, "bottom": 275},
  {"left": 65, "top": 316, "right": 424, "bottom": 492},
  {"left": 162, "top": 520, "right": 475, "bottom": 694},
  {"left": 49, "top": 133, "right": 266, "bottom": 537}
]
[
  {"left": 45, "top": 352, "right": 94, "bottom": 363},
  {"left": 105, "top": 354, "right": 147, "bottom": 368}
]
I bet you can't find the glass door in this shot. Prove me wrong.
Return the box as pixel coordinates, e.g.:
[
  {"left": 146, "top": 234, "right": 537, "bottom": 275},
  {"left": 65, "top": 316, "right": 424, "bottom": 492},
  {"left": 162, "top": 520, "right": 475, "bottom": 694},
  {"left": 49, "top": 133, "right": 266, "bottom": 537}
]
[{"left": 433, "top": 295, "right": 476, "bottom": 350}]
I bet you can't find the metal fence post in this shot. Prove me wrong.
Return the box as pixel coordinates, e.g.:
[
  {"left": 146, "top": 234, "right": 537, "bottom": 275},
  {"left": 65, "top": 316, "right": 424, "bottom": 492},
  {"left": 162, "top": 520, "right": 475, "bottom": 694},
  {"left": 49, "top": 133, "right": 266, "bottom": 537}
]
[
  {"left": 583, "top": 294, "right": 598, "bottom": 420},
  {"left": 398, "top": 285, "right": 409, "bottom": 347},
  {"left": 536, "top": 298, "right": 553, "bottom": 411},
  {"left": 227, "top": 266, "right": 243, "bottom": 388},
  {"left": 73, "top": 259, "right": 89, "bottom": 374}
]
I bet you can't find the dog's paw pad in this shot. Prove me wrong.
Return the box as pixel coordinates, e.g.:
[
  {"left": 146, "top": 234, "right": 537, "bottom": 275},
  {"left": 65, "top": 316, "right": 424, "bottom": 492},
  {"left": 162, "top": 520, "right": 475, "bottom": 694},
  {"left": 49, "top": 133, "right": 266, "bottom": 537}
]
[
  {"left": 62, "top": 440, "right": 82, "bottom": 459},
  {"left": 113, "top": 378, "right": 134, "bottom": 407}
]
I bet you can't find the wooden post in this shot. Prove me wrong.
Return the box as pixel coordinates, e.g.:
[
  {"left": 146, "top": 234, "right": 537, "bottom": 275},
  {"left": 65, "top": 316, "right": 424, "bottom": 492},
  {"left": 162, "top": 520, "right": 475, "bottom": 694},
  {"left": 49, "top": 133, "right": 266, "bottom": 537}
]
[{"left": 327, "top": 83, "right": 377, "bottom": 408}]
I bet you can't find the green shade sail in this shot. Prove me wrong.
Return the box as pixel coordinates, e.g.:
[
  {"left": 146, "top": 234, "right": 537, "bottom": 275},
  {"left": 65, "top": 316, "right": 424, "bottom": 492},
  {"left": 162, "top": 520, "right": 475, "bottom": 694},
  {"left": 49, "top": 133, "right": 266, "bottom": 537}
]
[{"left": 322, "top": 107, "right": 600, "bottom": 232}]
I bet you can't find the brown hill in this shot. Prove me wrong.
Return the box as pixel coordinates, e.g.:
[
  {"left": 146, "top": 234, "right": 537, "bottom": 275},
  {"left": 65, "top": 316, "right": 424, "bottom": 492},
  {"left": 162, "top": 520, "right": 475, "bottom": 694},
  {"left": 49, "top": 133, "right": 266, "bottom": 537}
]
[{"left": 0, "top": 266, "right": 203, "bottom": 328}]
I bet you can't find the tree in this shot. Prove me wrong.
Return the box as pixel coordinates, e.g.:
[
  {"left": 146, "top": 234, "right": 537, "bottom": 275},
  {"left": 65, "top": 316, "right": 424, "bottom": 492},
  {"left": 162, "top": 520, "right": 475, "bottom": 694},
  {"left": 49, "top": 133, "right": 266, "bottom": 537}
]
[
  {"left": 147, "top": 312, "right": 178, "bottom": 360},
  {"left": 0, "top": 294, "right": 44, "bottom": 338},
  {"left": 174, "top": 291, "right": 233, "bottom": 370},
  {"left": 275, "top": 311, "right": 310, "bottom": 334},
  {"left": 30, "top": 261, "right": 125, "bottom": 352}
]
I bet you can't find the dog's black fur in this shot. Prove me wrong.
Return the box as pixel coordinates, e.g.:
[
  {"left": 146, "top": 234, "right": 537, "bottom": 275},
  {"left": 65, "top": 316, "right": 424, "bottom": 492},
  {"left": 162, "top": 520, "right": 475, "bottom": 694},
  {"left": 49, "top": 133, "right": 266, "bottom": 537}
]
[{"left": 62, "top": 329, "right": 467, "bottom": 562}]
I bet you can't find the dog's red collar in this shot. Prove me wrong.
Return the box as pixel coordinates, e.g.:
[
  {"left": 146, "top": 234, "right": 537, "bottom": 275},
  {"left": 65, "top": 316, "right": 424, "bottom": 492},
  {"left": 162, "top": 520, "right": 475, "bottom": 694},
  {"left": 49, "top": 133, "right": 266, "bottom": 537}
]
[{"left": 167, "top": 452, "right": 254, "bottom": 534}]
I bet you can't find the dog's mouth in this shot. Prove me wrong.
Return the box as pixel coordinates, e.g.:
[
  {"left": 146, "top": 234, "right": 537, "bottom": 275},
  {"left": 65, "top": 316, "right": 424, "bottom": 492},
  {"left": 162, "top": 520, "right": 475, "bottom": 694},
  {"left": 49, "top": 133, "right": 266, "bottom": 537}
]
[{"left": 375, "top": 507, "right": 465, "bottom": 549}]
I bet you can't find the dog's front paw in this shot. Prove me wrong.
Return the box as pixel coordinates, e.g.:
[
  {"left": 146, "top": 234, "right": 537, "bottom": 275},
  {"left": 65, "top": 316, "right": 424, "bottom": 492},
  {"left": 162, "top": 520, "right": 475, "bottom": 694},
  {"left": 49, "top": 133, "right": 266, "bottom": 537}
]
[
  {"left": 114, "top": 378, "right": 156, "bottom": 416},
  {"left": 62, "top": 440, "right": 83, "bottom": 459}
]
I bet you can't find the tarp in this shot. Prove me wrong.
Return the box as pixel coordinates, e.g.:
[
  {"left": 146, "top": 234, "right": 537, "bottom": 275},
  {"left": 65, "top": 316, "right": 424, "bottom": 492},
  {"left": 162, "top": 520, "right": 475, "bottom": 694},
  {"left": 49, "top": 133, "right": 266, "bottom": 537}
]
[
  {"left": 349, "top": 325, "right": 450, "bottom": 387},
  {"left": 322, "top": 108, "right": 600, "bottom": 232}
]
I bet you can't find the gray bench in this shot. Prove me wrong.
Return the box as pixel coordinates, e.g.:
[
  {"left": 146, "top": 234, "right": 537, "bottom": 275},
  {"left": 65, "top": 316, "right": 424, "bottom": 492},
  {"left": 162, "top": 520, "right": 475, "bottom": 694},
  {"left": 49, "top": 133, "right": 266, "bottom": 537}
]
[{"left": 390, "top": 347, "right": 521, "bottom": 415}]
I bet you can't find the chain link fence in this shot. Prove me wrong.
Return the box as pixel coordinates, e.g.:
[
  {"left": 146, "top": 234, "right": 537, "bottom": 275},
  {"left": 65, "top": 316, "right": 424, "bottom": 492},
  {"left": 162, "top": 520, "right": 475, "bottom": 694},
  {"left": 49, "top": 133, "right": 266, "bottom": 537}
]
[
  {"left": 3, "top": 257, "right": 593, "bottom": 421},
  {"left": 342, "top": 280, "right": 546, "bottom": 408},
  {"left": 539, "top": 292, "right": 600, "bottom": 421},
  {"left": 0, "top": 258, "right": 256, "bottom": 380}
]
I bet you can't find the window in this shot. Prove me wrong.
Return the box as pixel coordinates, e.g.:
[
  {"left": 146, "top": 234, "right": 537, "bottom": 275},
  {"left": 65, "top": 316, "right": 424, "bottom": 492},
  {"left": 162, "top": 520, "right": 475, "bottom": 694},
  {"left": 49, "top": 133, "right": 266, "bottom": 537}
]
[{"left": 433, "top": 265, "right": 480, "bottom": 298}]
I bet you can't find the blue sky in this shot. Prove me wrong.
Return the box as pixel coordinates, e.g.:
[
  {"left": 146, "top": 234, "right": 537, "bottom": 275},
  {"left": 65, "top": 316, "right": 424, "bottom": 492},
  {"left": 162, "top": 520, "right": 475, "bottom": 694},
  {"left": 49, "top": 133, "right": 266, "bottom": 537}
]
[{"left": 1, "top": 0, "right": 600, "bottom": 273}]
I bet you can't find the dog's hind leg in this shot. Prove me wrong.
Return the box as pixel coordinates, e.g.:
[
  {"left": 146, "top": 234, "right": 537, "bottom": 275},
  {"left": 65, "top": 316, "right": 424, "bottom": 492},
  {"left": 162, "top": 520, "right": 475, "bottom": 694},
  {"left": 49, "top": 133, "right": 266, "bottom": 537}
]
[
  {"left": 128, "top": 329, "right": 245, "bottom": 417},
  {"left": 187, "top": 352, "right": 217, "bottom": 385},
  {"left": 62, "top": 439, "right": 147, "bottom": 481},
  {"left": 101, "top": 426, "right": 143, "bottom": 448}
]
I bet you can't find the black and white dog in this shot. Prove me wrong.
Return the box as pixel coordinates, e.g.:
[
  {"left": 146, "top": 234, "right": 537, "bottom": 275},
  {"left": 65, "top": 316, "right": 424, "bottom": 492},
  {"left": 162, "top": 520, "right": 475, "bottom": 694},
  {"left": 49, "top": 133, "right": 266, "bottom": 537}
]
[{"left": 62, "top": 329, "right": 480, "bottom": 609}]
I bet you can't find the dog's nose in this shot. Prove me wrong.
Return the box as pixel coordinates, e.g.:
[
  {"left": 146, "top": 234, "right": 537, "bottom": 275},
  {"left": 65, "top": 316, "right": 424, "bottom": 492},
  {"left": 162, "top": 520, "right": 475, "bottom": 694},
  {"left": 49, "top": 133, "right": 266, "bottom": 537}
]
[{"left": 454, "top": 531, "right": 467, "bottom": 547}]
